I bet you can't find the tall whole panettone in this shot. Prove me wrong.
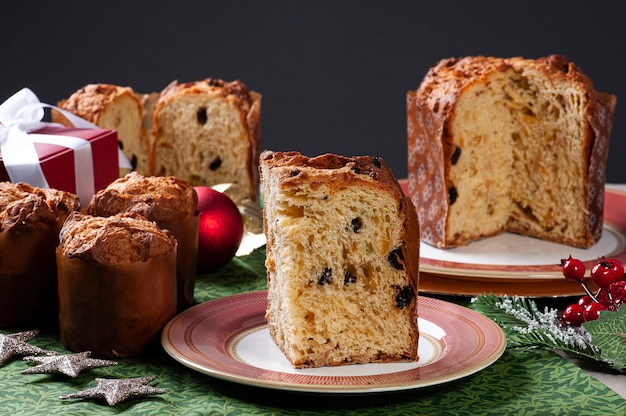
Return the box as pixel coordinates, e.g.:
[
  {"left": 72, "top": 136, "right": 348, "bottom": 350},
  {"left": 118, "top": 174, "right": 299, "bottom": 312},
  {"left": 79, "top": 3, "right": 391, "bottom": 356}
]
[
  {"left": 151, "top": 78, "right": 261, "bottom": 202},
  {"left": 407, "top": 55, "right": 616, "bottom": 249},
  {"left": 88, "top": 172, "right": 199, "bottom": 311},
  {"left": 57, "top": 212, "right": 177, "bottom": 358},
  {"left": 260, "top": 151, "right": 420, "bottom": 368}
]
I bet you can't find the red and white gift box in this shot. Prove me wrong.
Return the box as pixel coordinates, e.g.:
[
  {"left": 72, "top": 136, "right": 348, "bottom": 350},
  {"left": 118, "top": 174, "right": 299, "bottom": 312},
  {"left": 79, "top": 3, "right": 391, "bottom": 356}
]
[{"left": 0, "top": 88, "right": 128, "bottom": 206}]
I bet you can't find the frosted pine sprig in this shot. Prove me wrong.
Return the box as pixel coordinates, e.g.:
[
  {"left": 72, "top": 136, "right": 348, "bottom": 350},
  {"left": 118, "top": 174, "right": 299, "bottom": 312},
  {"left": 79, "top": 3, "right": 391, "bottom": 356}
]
[{"left": 471, "top": 294, "right": 601, "bottom": 362}]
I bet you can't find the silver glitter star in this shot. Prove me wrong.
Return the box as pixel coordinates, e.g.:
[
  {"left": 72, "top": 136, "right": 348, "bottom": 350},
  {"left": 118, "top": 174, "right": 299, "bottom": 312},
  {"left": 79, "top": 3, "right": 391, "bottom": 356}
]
[
  {"left": 21, "top": 351, "right": 117, "bottom": 377},
  {"left": 0, "top": 330, "right": 57, "bottom": 365},
  {"left": 59, "top": 375, "right": 167, "bottom": 406}
]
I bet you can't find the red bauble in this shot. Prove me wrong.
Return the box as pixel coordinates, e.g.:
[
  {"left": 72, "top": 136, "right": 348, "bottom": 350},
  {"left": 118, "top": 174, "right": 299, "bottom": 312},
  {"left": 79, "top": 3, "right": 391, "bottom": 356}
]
[{"left": 194, "top": 186, "right": 244, "bottom": 273}]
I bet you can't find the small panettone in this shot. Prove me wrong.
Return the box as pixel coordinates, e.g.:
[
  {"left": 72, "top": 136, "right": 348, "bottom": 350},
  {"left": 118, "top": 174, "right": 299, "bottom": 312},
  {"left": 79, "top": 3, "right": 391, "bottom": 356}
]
[
  {"left": 52, "top": 83, "right": 148, "bottom": 175},
  {"left": 88, "top": 172, "right": 199, "bottom": 310},
  {"left": 260, "top": 151, "right": 420, "bottom": 368},
  {"left": 150, "top": 78, "right": 262, "bottom": 202},
  {"left": 407, "top": 55, "right": 617, "bottom": 249},
  {"left": 0, "top": 182, "right": 80, "bottom": 327},
  {"left": 57, "top": 211, "right": 177, "bottom": 358}
]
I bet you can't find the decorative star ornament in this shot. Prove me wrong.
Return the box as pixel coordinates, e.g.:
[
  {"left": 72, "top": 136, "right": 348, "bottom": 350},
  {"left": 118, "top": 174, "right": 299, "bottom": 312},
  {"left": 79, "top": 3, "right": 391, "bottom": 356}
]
[
  {"left": 0, "top": 330, "right": 57, "bottom": 365},
  {"left": 59, "top": 375, "right": 167, "bottom": 406},
  {"left": 21, "top": 351, "right": 117, "bottom": 377}
]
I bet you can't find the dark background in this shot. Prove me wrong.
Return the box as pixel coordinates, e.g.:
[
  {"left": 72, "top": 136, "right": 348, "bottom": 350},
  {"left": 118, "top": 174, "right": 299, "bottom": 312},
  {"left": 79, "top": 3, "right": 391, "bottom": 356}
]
[{"left": 2, "top": 1, "right": 624, "bottom": 182}]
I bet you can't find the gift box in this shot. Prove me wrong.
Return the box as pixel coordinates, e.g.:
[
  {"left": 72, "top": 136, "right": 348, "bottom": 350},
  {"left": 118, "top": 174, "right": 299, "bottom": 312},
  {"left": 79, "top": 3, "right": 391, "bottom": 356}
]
[
  {"left": 0, "top": 125, "right": 119, "bottom": 206},
  {"left": 0, "top": 88, "right": 126, "bottom": 206}
]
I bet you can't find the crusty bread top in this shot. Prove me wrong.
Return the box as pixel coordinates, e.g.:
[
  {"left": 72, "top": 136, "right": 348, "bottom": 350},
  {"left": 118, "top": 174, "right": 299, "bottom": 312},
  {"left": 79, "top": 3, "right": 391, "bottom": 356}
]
[
  {"left": 87, "top": 172, "right": 197, "bottom": 222},
  {"left": 58, "top": 211, "right": 176, "bottom": 264},
  {"left": 259, "top": 151, "right": 405, "bottom": 200},
  {"left": 415, "top": 55, "right": 615, "bottom": 111},
  {"left": 54, "top": 83, "right": 141, "bottom": 124},
  {"left": 0, "top": 182, "right": 80, "bottom": 232},
  {"left": 159, "top": 78, "right": 255, "bottom": 112}
]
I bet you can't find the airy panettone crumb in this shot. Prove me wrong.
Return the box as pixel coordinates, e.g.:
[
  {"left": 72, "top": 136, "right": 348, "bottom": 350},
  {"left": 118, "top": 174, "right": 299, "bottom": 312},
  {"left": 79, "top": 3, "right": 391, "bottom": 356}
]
[{"left": 260, "top": 151, "right": 420, "bottom": 368}]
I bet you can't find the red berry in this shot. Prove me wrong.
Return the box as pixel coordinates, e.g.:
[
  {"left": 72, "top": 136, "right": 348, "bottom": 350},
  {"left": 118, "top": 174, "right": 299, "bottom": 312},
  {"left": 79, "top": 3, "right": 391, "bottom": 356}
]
[
  {"left": 596, "top": 280, "right": 626, "bottom": 311},
  {"left": 562, "top": 303, "right": 586, "bottom": 326},
  {"left": 583, "top": 302, "right": 607, "bottom": 322},
  {"left": 561, "top": 256, "right": 586, "bottom": 282},
  {"left": 609, "top": 258, "right": 625, "bottom": 280},
  {"left": 577, "top": 295, "right": 594, "bottom": 307},
  {"left": 590, "top": 257, "right": 624, "bottom": 289}
]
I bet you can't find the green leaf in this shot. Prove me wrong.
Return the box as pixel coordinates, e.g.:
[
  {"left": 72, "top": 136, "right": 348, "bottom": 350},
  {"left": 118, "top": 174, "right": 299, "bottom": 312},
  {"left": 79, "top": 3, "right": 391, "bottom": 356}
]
[{"left": 583, "top": 305, "right": 626, "bottom": 371}]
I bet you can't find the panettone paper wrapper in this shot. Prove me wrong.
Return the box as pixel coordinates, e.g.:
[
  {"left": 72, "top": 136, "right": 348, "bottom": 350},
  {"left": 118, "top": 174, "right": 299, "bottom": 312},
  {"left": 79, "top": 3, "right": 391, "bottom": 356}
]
[{"left": 57, "top": 249, "right": 177, "bottom": 358}]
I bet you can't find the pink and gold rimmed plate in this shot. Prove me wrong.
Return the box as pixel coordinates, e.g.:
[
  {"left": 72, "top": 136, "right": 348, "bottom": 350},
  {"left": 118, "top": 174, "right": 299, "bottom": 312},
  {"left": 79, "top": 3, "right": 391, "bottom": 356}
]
[
  {"left": 161, "top": 291, "right": 506, "bottom": 393},
  {"left": 398, "top": 181, "right": 626, "bottom": 297}
]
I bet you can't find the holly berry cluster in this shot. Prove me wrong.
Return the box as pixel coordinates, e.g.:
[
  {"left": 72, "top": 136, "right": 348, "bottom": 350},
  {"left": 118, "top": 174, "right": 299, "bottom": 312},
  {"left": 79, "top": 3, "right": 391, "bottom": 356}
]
[{"left": 560, "top": 256, "right": 625, "bottom": 326}]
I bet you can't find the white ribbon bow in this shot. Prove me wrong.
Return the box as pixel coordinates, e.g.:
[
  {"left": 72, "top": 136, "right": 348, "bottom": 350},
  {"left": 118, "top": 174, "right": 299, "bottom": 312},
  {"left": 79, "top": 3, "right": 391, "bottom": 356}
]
[{"left": 0, "top": 88, "right": 130, "bottom": 206}]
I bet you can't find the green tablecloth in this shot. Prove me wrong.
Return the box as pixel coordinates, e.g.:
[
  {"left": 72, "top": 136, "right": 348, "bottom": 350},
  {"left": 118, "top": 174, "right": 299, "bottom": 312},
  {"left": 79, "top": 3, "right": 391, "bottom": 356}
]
[{"left": 1, "top": 248, "right": 625, "bottom": 415}]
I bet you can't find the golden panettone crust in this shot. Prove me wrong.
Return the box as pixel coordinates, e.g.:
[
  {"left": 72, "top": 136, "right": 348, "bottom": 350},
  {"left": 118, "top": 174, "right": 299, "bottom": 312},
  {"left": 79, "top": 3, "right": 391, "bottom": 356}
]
[
  {"left": 259, "top": 151, "right": 406, "bottom": 201},
  {"left": 0, "top": 182, "right": 80, "bottom": 232},
  {"left": 58, "top": 211, "right": 176, "bottom": 264},
  {"left": 87, "top": 172, "right": 198, "bottom": 222},
  {"left": 158, "top": 78, "right": 256, "bottom": 113},
  {"left": 53, "top": 83, "right": 142, "bottom": 124}
]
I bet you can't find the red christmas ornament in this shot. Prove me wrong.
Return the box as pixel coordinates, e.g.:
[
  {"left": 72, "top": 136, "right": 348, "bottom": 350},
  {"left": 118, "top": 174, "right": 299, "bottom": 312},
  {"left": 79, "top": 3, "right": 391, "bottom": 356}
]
[{"left": 194, "top": 186, "right": 244, "bottom": 273}]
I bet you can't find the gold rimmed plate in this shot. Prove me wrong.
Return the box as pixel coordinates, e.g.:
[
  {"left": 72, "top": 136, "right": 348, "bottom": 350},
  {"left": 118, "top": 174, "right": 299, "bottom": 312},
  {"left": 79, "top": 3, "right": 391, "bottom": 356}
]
[
  {"left": 398, "top": 182, "right": 626, "bottom": 297},
  {"left": 161, "top": 291, "right": 506, "bottom": 393}
]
